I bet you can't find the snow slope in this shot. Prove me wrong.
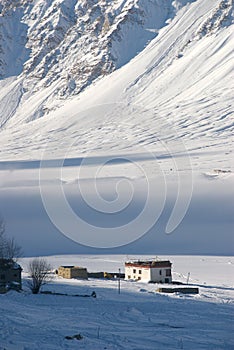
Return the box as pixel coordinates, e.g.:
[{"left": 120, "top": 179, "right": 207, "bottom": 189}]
[
  {"left": 0, "top": 255, "right": 234, "bottom": 349},
  {"left": 0, "top": 0, "right": 170, "bottom": 125},
  {"left": 0, "top": 0, "right": 233, "bottom": 160}
]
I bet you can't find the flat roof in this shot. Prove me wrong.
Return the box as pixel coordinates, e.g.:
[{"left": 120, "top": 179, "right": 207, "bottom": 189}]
[
  {"left": 125, "top": 260, "right": 172, "bottom": 268},
  {"left": 59, "top": 266, "right": 86, "bottom": 269}
]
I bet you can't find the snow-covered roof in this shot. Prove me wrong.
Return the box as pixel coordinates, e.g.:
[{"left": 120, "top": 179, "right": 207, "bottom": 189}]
[
  {"left": 12, "top": 262, "right": 22, "bottom": 270},
  {"left": 125, "top": 260, "right": 172, "bottom": 269}
]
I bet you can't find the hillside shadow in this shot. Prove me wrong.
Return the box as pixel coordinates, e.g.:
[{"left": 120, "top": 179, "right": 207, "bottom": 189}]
[{"left": 0, "top": 7, "right": 31, "bottom": 79}]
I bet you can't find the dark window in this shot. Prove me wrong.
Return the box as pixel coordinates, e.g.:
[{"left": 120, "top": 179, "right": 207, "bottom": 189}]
[
  {"left": 139, "top": 270, "right": 142, "bottom": 274},
  {"left": 138, "top": 277, "right": 141, "bottom": 280},
  {"left": 0, "top": 274, "right": 5, "bottom": 280},
  {"left": 166, "top": 269, "right": 171, "bottom": 276},
  {"left": 159, "top": 270, "right": 162, "bottom": 275},
  {"left": 133, "top": 269, "right": 136, "bottom": 273}
]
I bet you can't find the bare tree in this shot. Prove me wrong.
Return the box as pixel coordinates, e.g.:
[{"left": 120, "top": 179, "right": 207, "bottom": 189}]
[
  {"left": 0, "top": 217, "right": 5, "bottom": 258},
  {"left": 4, "top": 237, "right": 23, "bottom": 260},
  {"left": 27, "top": 258, "right": 52, "bottom": 294},
  {"left": 0, "top": 217, "right": 23, "bottom": 261}
]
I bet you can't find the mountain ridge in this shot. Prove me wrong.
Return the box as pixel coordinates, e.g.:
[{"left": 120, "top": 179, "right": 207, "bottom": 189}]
[{"left": 0, "top": 0, "right": 233, "bottom": 162}]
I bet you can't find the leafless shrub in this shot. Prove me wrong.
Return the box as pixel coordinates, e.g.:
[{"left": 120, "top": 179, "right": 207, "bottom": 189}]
[
  {"left": 27, "top": 258, "right": 52, "bottom": 294},
  {"left": 0, "top": 217, "right": 23, "bottom": 261}
]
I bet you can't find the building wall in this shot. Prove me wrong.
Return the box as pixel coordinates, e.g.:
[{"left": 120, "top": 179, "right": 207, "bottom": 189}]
[
  {"left": 58, "top": 267, "right": 72, "bottom": 279},
  {"left": 58, "top": 266, "right": 88, "bottom": 279},
  {"left": 125, "top": 266, "right": 150, "bottom": 282},
  {"left": 150, "top": 267, "right": 172, "bottom": 283},
  {"left": 141, "top": 268, "right": 151, "bottom": 282},
  {"left": 70, "top": 268, "right": 88, "bottom": 279},
  {"left": 0, "top": 267, "right": 22, "bottom": 290}
]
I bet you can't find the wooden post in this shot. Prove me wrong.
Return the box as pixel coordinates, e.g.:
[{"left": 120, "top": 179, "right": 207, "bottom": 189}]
[{"left": 186, "top": 272, "right": 190, "bottom": 284}]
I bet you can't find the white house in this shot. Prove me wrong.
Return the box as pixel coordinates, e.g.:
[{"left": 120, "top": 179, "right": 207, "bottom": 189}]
[{"left": 125, "top": 259, "right": 172, "bottom": 283}]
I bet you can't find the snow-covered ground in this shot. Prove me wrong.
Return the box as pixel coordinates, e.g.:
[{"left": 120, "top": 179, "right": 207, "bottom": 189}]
[
  {"left": 1, "top": 255, "right": 234, "bottom": 349},
  {"left": 0, "top": 1, "right": 233, "bottom": 348}
]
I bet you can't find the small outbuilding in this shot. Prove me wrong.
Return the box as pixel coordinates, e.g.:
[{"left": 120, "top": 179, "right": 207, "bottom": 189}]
[
  {"left": 125, "top": 259, "right": 172, "bottom": 283},
  {"left": 58, "top": 266, "right": 88, "bottom": 280},
  {"left": 0, "top": 258, "right": 22, "bottom": 292}
]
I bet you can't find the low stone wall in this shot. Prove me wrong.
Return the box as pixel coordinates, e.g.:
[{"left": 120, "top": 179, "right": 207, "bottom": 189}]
[{"left": 157, "top": 287, "right": 199, "bottom": 294}]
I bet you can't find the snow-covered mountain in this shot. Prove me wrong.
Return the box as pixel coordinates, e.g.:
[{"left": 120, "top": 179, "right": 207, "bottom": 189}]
[
  {"left": 0, "top": 0, "right": 168, "bottom": 97},
  {"left": 0, "top": 0, "right": 172, "bottom": 128},
  {"left": 0, "top": 0, "right": 233, "bottom": 161}
]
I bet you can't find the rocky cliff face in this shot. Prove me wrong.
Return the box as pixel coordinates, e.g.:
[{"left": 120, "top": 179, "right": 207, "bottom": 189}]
[{"left": 0, "top": 0, "right": 172, "bottom": 99}]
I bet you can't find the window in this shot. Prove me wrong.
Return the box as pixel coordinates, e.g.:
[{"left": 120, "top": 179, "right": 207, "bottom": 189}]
[
  {"left": 133, "top": 269, "right": 136, "bottom": 273},
  {"left": 159, "top": 270, "right": 162, "bottom": 275},
  {"left": 139, "top": 270, "right": 142, "bottom": 274},
  {"left": 0, "top": 274, "right": 5, "bottom": 280},
  {"left": 166, "top": 269, "right": 171, "bottom": 276},
  {"left": 138, "top": 277, "right": 141, "bottom": 281},
  {"left": 128, "top": 275, "right": 131, "bottom": 279}
]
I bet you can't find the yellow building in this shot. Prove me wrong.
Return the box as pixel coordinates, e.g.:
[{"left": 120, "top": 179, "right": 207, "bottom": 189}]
[{"left": 58, "top": 265, "right": 88, "bottom": 279}]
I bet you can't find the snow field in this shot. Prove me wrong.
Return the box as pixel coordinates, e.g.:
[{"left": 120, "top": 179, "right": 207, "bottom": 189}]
[{"left": 0, "top": 255, "right": 234, "bottom": 349}]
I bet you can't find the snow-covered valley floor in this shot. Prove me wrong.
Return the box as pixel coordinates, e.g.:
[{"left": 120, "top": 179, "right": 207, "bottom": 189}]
[
  {"left": 1, "top": 152, "right": 233, "bottom": 256},
  {"left": 1, "top": 255, "right": 234, "bottom": 349}
]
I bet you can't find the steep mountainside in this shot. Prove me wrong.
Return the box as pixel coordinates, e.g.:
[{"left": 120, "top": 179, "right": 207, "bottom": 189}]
[
  {"left": 0, "top": 0, "right": 171, "bottom": 122},
  {"left": 0, "top": 0, "right": 233, "bottom": 161}
]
